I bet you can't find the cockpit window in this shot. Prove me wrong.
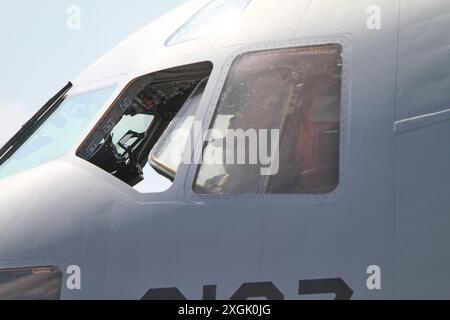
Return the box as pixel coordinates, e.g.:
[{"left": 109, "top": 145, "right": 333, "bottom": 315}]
[
  {"left": 111, "top": 114, "right": 155, "bottom": 154},
  {"left": 194, "top": 45, "right": 343, "bottom": 195},
  {"left": 150, "top": 78, "right": 208, "bottom": 179},
  {"left": 0, "top": 86, "right": 115, "bottom": 180},
  {"left": 77, "top": 62, "right": 213, "bottom": 192},
  {"left": 165, "top": 0, "right": 251, "bottom": 46}
]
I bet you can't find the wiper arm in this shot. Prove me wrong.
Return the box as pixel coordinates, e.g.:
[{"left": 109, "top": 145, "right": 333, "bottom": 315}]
[{"left": 0, "top": 82, "right": 73, "bottom": 165}]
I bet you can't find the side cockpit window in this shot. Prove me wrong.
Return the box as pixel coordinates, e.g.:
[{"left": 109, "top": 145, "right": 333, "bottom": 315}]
[
  {"left": 150, "top": 78, "right": 208, "bottom": 180},
  {"left": 194, "top": 45, "right": 342, "bottom": 195},
  {"left": 77, "top": 62, "right": 213, "bottom": 192}
]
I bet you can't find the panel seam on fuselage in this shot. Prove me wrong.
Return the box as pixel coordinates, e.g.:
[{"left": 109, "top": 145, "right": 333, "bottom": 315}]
[{"left": 394, "top": 108, "right": 450, "bottom": 134}]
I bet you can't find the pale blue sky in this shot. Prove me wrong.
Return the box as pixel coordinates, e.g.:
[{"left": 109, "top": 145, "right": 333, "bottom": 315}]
[{"left": 0, "top": 0, "right": 186, "bottom": 145}]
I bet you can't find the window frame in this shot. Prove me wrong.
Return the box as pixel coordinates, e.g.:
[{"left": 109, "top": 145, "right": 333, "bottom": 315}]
[{"left": 186, "top": 38, "right": 351, "bottom": 203}]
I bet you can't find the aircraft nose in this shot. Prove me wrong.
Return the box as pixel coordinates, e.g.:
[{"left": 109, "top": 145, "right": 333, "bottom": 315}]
[
  {"left": 0, "top": 166, "right": 82, "bottom": 260},
  {"left": 0, "top": 173, "right": 29, "bottom": 217}
]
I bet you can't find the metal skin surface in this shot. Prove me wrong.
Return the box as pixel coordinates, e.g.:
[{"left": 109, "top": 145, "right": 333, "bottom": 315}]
[{"left": 1, "top": 0, "right": 450, "bottom": 299}]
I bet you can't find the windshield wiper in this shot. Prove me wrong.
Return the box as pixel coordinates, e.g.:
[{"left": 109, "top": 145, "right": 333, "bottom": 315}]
[{"left": 0, "top": 82, "right": 73, "bottom": 166}]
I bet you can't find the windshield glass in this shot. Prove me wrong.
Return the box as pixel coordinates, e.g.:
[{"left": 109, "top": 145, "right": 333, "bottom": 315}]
[
  {"left": 150, "top": 78, "right": 208, "bottom": 177},
  {"left": 0, "top": 86, "right": 116, "bottom": 179},
  {"left": 166, "top": 0, "right": 251, "bottom": 46}
]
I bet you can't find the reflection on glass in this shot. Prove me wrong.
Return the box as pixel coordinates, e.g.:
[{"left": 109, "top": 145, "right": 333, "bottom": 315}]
[
  {"left": 166, "top": 0, "right": 251, "bottom": 46},
  {"left": 195, "top": 45, "right": 342, "bottom": 195},
  {"left": 151, "top": 78, "right": 208, "bottom": 178},
  {"left": 0, "top": 86, "right": 116, "bottom": 179},
  {"left": 0, "top": 267, "right": 62, "bottom": 300}
]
